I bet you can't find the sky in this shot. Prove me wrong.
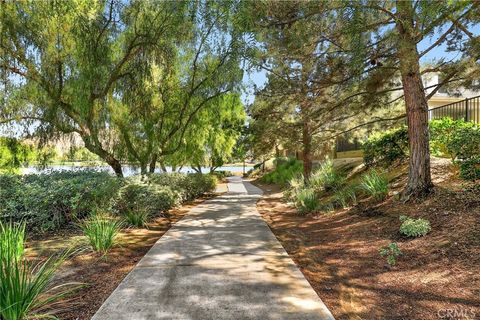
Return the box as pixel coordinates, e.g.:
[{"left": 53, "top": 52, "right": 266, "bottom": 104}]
[{"left": 241, "top": 23, "right": 480, "bottom": 106}]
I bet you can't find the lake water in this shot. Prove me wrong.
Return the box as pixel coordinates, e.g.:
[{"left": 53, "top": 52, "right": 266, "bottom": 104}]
[{"left": 21, "top": 164, "right": 252, "bottom": 176}]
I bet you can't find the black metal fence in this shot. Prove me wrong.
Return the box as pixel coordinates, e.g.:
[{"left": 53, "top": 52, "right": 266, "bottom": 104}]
[
  {"left": 428, "top": 95, "right": 480, "bottom": 123},
  {"left": 336, "top": 95, "right": 480, "bottom": 153}
]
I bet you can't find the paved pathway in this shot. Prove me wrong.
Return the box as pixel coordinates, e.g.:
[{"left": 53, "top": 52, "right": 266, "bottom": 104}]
[{"left": 92, "top": 177, "right": 334, "bottom": 320}]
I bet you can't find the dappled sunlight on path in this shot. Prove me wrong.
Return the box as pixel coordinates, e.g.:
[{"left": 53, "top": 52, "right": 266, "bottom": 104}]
[{"left": 92, "top": 177, "right": 334, "bottom": 320}]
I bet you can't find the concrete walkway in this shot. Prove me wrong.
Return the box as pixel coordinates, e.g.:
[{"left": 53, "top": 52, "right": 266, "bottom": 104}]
[{"left": 92, "top": 177, "right": 334, "bottom": 320}]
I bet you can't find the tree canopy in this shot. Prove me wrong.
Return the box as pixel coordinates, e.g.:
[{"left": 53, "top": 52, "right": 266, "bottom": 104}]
[{"left": 1, "top": 0, "right": 479, "bottom": 198}]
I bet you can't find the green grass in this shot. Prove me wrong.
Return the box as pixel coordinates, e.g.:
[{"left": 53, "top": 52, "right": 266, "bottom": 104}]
[{"left": 80, "top": 216, "right": 122, "bottom": 253}]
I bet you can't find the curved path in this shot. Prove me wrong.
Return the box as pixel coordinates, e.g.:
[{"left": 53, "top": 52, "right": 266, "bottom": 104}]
[{"left": 92, "top": 177, "right": 334, "bottom": 320}]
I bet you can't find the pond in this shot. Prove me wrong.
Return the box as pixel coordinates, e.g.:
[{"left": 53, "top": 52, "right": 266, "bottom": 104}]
[{"left": 21, "top": 164, "right": 253, "bottom": 176}]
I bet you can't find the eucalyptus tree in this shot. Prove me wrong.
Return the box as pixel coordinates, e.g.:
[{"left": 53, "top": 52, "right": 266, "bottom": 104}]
[{"left": 0, "top": 0, "right": 188, "bottom": 176}]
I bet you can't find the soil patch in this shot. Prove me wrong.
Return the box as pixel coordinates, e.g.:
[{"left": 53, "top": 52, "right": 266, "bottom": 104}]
[{"left": 252, "top": 160, "right": 480, "bottom": 320}]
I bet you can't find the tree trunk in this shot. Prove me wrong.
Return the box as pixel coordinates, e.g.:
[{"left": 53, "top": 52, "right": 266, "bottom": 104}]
[
  {"left": 302, "top": 120, "right": 313, "bottom": 180},
  {"left": 149, "top": 154, "right": 157, "bottom": 173},
  {"left": 159, "top": 160, "right": 167, "bottom": 172},
  {"left": 82, "top": 137, "right": 123, "bottom": 177},
  {"left": 397, "top": 0, "right": 433, "bottom": 200},
  {"left": 105, "top": 154, "right": 123, "bottom": 177},
  {"left": 140, "top": 162, "right": 148, "bottom": 175}
]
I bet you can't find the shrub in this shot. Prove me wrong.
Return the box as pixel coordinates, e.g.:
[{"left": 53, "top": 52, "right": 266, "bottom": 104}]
[
  {"left": 123, "top": 210, "right": 150, "bottom": 228},
  {"left": 446, "top": 125, "right": 480, "bottom": 160},
  {"left": 379, "top": 242, "right": 402, "bottom": 266},
  {"left": 310, "top": 160, "right": 345, "bottom": 192},
  {"left": 211, "top": 170, "right": 233, "bottom": 180},
  {"left": 399, "top": 215, "right": 431, "bottom": 237},
  {"left": 0, "top": 170, "right": 122, "bottom": 232},
  {"left": 0, "top": 224, "right": 80, "bottom": 320},
  {"left": 360, "top": 169, "right": 389, "bottom": 201},
  {"left": 430, "top": 118, "right": 480, "bottom": 180},
  {"left": 113, "top": 180, "right": 182, "bottom": 216},
  {"left": 429, "top": 117, "right": 476, "bottom": 160},
  {"left": 294, "top": 187, "right": 319, "bottom": 215},
  {"left": 148, "top": 173, "right": 216, "bottom": 201},
  {"left": 261, "top": 158, "right": 303, "bottom": 185},
  {"left": 446, "top": 124, "right": 480, "bottom": 180},
  {"left": 363, "top": 127, "right": 409, "bottom": 167},
  {"left": 80, "top": 215, "right": 122, "bottom": 253},
  {"left": 184, "top": 173, "right": 217, "bottom": 200},
  {"left": 459, "top": 158, "right": 480, "bottom": 180}
]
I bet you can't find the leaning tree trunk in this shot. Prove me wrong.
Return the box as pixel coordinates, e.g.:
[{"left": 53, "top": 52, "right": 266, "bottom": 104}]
[
  {"left": 397, "top": 0, "right": 433, "bottom": 200},
  {"left": 105, "top": 154, "right": 124, "bottom": 177},
  {"left": 140, "top": 162, "right": 148, "bottom": 175},
  {"left": 149, "top": 154, "right": 157, "bottom": 173},
  {"left": 302, "top": 120, "right": 313, "bottom": 181},
  {"left": 82, "top": 136, "right": 123, "bottom": 177},
  {"left": 158, "top": 159, "right": 167, "bottom": 173}
]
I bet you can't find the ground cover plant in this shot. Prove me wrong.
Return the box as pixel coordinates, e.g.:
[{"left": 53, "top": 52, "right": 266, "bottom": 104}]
[
  {"left": 399, "top": 215, "right": 431, "bottom": 238},
  {"left": 379, "top": 242, "right": 402, "bottom": 267}
]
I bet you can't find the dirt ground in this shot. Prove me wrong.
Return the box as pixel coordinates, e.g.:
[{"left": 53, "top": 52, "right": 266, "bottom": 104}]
[
  {"left": 26, "top": 191, "right": 220, "bottom": 320},
  {"left": 253, "top": 159, "right": 480, "bottom": 320}
]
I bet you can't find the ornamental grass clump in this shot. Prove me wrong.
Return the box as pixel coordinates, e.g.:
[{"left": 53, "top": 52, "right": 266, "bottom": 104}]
[
  {"left": 294, "top": 187, "right": 319, "bottom": 215},
  {"left": 80, "top": 215, "right": 122, "bottom": 253},
  {"left": 334, "top": 185, "right": 358, "bottom": 208},
  {"left": 123, "top": 210, "right": 150, "bottom": 228},
  {"left": 0, "top": 221, "right": 81, "bottom": 320},
  {"left": 310, "top": 160, "right": 345, "bottom": 192},
  {"left": 360, "top": 169, "right": 389, "bottom": 201},
  {"left": 0, "top": 221, "right": 25, "bottom": 263}
]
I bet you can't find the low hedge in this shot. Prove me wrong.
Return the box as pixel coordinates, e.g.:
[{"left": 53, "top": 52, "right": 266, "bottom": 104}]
[
  {"left": 0, "top": 171, "right": 217, "bottom": 232},
  {"left": 0, "top": 170, "right": 121, "bottom": 232},
  {"left": 148, "top": 173, "right": 217, "bottom": 201},
  {"left": 112, "top": 180, "right": 183, "bottom": 216}
]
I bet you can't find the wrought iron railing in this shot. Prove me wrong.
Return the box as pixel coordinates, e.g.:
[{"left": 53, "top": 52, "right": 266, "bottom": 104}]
[
  {"left": 336, "top": 95, "right": 480, "bottom": 153},
  {"left": 428, "top": 95, "right": 480, "bottom": 123}
]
